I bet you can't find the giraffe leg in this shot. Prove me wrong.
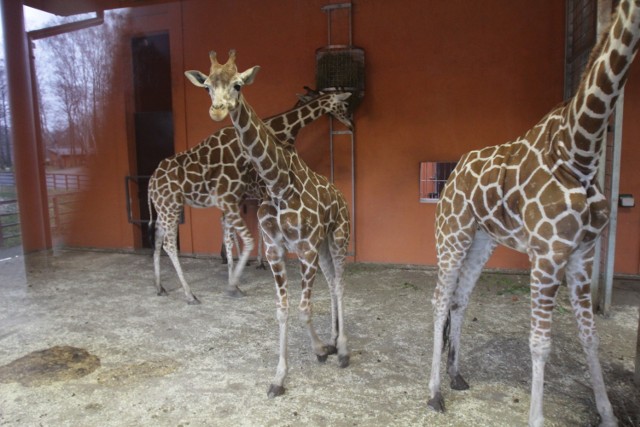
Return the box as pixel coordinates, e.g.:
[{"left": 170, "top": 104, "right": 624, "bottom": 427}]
[
  {"left": 297, "top": 248, "right": 334, "bottom": 362},
  {"left": 317, "top": 240, "right": 338, "bottom": 361},
  {"left": 221, "top": 206, "right": 254, "bottom": 297},
  {"left": 447, "top": 230, "right": 496, "bottom": 390},
  {"left": 427, "top": 262, "right": 461, "bottom": 412},
  {"left": 327, "top": 230, "right": 350, "bottom": 368},
  {"left": 566, "top": 248, "right": 617, "bottom": 427},
  {"left": 263, "top": 235, "right": 289, "bottom": 398},
  {"left": 527, "top": 254, "right": 565, "bottom": 427},
  {"left": 428, "top": 225, "right": 476, "bottom": 412},
  {"left": 221, "top": 215, "right": 235, "bottom": 279},
  {"left": 161, "top": 220, "right": 200, "bottom": 305}
]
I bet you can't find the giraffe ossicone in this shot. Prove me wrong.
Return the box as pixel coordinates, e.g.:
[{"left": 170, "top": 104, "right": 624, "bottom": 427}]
[
  {"left": 186, "top": 49, "right": 352, "bottom": 397},
  {"left": 428, "top": 2, "right": 640, "bottom": 426}
]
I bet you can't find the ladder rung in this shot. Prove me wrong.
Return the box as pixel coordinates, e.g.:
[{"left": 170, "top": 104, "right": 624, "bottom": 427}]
[{"left": 321, "top": 3, "right": 352, "bottom": 12}]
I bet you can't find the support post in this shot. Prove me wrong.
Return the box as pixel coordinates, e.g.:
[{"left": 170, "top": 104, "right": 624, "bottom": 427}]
[{"left": 0, "top": 0, "right": 51, "bottom": 252}]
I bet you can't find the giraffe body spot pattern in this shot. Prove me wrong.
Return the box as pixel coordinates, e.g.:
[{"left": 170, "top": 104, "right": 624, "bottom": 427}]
[
  {"left": 185, "top": 50, "right": 353, "bottom": 396},
  {"left": 429, "top": 2, "right": 640, "bottom": 426}
]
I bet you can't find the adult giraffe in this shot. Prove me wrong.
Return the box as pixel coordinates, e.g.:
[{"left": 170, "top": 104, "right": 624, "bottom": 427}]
[
  {"left": 185, "top": 50, "right": 352, "bottom": 397},
  {"left": 148, "top": 88, "right": 352, "bottom": 303},
  {"left": 428, "top": 2, "right": 640, "bottom": 426}
]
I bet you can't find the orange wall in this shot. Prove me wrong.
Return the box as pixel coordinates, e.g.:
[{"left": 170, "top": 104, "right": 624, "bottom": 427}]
[
  {"left": 177, "top": 0, "right": 564, "bottom": 269},
  {"left": 617, "top": 63, "right": 640, "bottom": 274},
  {"left": 63, "top": 1, "right": 640, "bottom": 274}
]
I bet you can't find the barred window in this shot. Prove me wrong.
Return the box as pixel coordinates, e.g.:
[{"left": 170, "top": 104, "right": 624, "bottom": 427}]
[{"left": 419, "top": 161, "right": 457, "bottom": 203}]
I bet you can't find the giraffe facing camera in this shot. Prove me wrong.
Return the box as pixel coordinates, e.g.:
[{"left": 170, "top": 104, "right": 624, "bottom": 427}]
[
  {"left": 185, "top": 49, "right": 352, "bottom": 398},
  {"left": 148, "top": 86, "right": 354, "bottom": 304}
]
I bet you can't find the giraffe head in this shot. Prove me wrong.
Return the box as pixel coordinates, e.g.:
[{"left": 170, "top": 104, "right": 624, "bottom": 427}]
[
  {"left": 184, "top": 49, "right": 260, "bottom": 122},
  {"left": 296, "top": 87, "right": 353, "bottom": 130}
]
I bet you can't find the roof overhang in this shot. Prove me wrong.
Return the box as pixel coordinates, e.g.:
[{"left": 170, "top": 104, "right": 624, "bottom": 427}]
[{"left": 24, "top": 0, "right": 177, "bottom": 16}]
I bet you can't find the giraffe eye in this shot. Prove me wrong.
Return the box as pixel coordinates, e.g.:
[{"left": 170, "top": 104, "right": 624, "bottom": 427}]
[{"left": 233, "top": 84, "right": 242, "bottom": 91}]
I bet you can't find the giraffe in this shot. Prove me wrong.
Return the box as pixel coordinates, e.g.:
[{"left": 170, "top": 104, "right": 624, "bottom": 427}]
[
  {"left": 148, "top": 88, "right": 352, "bottom": 304},
  {"left": 220, "top": 87, "right": 340, "bottom": 268},
  {"left": 427, "top": 2, "right": 640, "bottom": 426},
  {"left": 185, "top": 50, "right": 352, "bottom": 397}
]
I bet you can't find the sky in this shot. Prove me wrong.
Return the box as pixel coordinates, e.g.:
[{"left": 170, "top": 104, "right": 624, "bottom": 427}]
[
  {"left": 0, "top": 6, "right": 52, "bottom": 59},
  {"left": 23, "top": 6, "right": 56, "bottom": 31},
  {"left": 0, "top": 6, "right": 79, "bottom": 59}
]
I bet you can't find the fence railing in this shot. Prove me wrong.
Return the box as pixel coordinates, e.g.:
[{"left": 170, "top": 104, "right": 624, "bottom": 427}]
[
  {"left": 0, "top": 172, "right": 89, "bottom": 191},
  {"left": 0, "top": 172, "right": 87, "bottom": 248},
  {"left": 46, "top": 173, "right": 90, "bottom": 192},
  {"left": 0, "top": 199, "right": 20, "bottom": 247}
]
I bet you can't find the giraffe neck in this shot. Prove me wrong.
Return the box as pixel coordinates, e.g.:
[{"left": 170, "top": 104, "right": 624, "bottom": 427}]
[
  {"left": 559, "top": 0, "right": 640, "bottom": 182},
  {"left": 230, "top": 96, "right": 291, "bottom": 199},
  {"left": 266, "top": 94, "right": 338, "bottom": 144}
]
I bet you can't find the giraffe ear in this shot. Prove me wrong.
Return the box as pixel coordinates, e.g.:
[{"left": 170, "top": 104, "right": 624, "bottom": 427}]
[
  {"left": 239, "top": 66, "right": 261, "bottom": 86},
  {"left": 335, "top": 92, "right": 352, "bottom": 101},
  {"left": 184, "top": 70, "right": 208, "bottom": 87}
]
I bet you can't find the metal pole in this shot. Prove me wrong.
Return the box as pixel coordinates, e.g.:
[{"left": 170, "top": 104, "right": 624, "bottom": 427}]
[
  {"left": 602, "top": 92, "right": 624, "bottom": 314},
  {"left": 591, "top": 0, "right": 614, "bottom": 311},
  {"left": 329, "top": 117, "right": 335, "bottom": 182}
]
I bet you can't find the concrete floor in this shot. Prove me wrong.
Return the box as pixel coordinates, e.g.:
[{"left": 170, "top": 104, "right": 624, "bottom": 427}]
[{"left": 0, "top": 248, "right": 639, "bottom": 427}]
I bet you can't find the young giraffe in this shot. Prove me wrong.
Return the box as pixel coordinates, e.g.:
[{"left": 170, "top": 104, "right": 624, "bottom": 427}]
[
  {"left": 428, "top": 2, "right": 640, "bottom": 426},
  {"left": 185, "top": 50, "right": 352, "bottom": 397},
  {"left": 220, "top": 87, "right": 337, "bottom": 267},
  {"left": 148, "top": 88, "right": 352, "bottom": 304}
]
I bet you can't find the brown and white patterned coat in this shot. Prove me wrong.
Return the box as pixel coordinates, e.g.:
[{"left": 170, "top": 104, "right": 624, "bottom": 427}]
[
  {"left": 428, "top": 2, "right": 640, "bottom": 426},
  {"left": 185, "top": 50, "right": 352, "bottom": 397},
  {"left": 148, "top": 89, "right": 351, "bottom": 303}
]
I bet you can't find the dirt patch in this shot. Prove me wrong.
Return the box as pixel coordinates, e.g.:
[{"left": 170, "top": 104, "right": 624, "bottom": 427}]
[{"left": 0, "top": 345, "right": 100, "bottom": 387}]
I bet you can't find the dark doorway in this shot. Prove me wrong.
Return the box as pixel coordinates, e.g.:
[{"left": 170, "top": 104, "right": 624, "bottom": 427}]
[{"left": 131, "top": 33, "right": 174, "bottom": 247}]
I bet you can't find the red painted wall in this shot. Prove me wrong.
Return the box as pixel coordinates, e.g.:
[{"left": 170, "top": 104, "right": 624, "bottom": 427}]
[
  {"left": 62, "top": 1, "right": 640, "bottom": 274},
  {"left": 177, "top": 0, "right": 564, "bottom": 269},
  {"left": 618, "top": 64, "right": 640, "bottom": 274}
]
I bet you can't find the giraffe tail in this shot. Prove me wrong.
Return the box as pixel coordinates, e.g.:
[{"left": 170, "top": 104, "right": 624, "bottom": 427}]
[
  {"left": 147, "top": 181, "right": 156, "bottom": 249},
  {"left": 442, "top": 310, "right": 451, "bottom": 352}
]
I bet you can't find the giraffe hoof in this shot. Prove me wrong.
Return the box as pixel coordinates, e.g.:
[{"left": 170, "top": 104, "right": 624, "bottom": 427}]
[
  {"left": 187, "top": 296, "right": 201, "bottom": 305},
  {"left": 338, "top": 354, "right": 350, "bottom": 368},
  {"left": 427, "top": 392, "right": 445, "bottom": 412},
  {"left": 256, "top": 263, "right": 267, "bottom": 270},
  {"left": 450, "top": 373, "right": 469, "bottom": 390},
  {"left": 156, "top": 288, "right": 168, "bottom": 296},
  {"left": 225, "top": 287, "right": 246, "bottom": 298},
  {"left": 267, "top": 384, "right": 285, "bottom": 398},
  {"left": 316, "top": 345, "right": 337, "bottom": 362}
]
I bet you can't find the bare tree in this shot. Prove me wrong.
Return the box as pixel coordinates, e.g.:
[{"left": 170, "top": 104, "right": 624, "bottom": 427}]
[
  {"left": 0, "top": 63, "right": 11, "bottom": 170},
  {"left": 35, "top": 13, "right": 125, "bottom": 163}
]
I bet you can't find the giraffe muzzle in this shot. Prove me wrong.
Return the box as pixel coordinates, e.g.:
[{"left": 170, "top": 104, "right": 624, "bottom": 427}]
[{"left": 209, "top": 106, "right": 229, "bottom": 121}]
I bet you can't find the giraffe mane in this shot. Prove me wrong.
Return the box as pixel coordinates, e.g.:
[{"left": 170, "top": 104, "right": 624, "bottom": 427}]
[{"left": 576, "top": 9, "right": 617, "bottom": 91}]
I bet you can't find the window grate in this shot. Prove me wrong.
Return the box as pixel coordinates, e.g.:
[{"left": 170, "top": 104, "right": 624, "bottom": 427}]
[{"left": 419, "top": 161, "right": 457, "bottom": 203}]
